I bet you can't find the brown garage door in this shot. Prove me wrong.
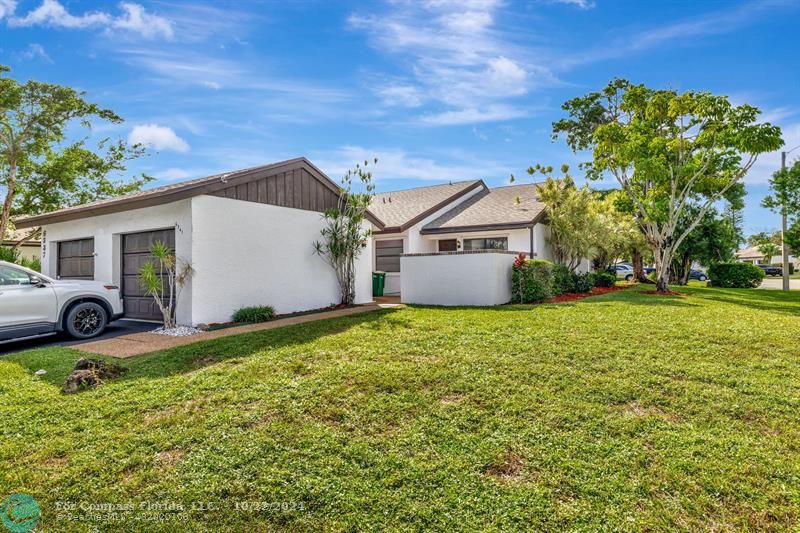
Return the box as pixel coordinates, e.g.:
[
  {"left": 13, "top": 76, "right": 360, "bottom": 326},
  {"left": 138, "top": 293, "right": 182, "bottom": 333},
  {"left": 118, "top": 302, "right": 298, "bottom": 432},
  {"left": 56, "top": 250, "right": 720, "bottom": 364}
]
[
  {"left": 58, "top": 238, "right": 94, "bottom": 280},
  {"left": 122, "top": 229, "right": 175, "bottom": 321}
]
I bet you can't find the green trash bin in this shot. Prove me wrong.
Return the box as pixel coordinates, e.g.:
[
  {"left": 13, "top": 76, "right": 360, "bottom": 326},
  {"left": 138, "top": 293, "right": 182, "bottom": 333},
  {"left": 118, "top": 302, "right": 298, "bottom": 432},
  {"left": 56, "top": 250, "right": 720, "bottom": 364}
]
[{"left": 372, "top": 271, "right": 386, "bottom": 297}]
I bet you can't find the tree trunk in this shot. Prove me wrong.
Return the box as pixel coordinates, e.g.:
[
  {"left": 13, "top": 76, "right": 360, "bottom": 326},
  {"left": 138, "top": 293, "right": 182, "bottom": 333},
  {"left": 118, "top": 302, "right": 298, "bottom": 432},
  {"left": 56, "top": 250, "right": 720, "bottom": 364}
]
[
  {"left": 632, "top": 249, "right": 646, "bottom": 282},
  {"left": 0, "top": 161, "right": 16, "bottom": 242},
  {"left": 654, "top": 245, "right": 673, "bottom": 292}
]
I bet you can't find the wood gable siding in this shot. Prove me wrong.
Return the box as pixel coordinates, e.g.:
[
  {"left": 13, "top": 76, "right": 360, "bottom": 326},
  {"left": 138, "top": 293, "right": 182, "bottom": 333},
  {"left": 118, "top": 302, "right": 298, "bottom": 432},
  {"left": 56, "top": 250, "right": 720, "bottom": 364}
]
[{"left": 210, "top": 168, "right": 340, "bottom": 213}]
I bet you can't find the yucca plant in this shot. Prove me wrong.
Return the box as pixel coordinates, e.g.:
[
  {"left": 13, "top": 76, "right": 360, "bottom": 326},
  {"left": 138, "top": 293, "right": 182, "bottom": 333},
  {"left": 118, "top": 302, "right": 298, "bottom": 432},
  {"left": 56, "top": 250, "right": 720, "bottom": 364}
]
[
  {"left": 139, "top": 241, "right": 194, "bottom": 328},
  {"left": 313, "top": 159, "right": 376, "bottom": 305}
]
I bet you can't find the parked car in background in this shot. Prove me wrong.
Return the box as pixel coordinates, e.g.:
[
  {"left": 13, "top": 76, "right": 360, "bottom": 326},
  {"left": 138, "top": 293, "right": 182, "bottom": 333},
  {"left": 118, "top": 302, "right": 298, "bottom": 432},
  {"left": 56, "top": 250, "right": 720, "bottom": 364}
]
[
  {"left": 0, "top": 261, "right": 123, "bottom": 343},
  {"left": 608, "top": 264, "right": 635, "bottom": 281},
  {"left": 757, "top": 264, "right": 782, "bottom": 276},
  {"left": 688, "top": 269, "right": 708, "bottom": 281}
]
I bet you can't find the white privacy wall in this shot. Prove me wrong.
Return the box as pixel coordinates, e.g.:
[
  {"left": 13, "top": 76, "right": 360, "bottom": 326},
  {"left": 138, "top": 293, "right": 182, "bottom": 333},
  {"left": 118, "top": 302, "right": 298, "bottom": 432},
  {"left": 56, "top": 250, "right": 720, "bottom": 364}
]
[
  {"left": 40, "top": 200, "right": 194, "bottom": 324},
  {"left": 190, "top": 195, "right": 373, "bottom": 325},
  {"left": 401, "top": 252, "right": 516, "bottom": 306}
]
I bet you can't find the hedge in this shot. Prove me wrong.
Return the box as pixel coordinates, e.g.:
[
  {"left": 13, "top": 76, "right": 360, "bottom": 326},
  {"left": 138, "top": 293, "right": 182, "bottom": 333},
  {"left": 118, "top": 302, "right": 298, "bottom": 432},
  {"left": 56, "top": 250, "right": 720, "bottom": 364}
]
[
  {"left": 512, "top": 260, "right": 554, "bottom": 303},
  {"left": 707, "top": 262, "right": 764, "bottom": 288},
  {"left": 512, "top": 260, "right": 594, "bottom": 303}
]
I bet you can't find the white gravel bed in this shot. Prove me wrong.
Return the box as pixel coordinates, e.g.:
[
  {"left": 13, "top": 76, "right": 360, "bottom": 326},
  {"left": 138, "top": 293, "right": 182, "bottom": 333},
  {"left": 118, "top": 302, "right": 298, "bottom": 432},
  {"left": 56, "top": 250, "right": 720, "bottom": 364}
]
[{"left": 150, "top": 326, "right": 203, "bottom": 337}]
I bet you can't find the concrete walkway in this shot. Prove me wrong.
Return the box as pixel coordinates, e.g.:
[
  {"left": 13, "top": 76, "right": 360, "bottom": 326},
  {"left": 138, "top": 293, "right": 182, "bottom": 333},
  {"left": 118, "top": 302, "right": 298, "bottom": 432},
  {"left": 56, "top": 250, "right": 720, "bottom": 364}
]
[{"left": 76, "top": 304, "right": 383, "bottom": 358}]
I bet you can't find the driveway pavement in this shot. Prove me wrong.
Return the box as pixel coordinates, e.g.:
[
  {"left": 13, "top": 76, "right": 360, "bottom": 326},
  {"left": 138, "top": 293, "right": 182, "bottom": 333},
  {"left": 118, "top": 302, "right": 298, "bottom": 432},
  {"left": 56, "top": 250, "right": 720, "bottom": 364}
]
[
  {"left": 0, "top": 320, "right": 158, "bottom": 355},
  {"left": 759, "top": 277, "right": 800, "bottom": 290}
]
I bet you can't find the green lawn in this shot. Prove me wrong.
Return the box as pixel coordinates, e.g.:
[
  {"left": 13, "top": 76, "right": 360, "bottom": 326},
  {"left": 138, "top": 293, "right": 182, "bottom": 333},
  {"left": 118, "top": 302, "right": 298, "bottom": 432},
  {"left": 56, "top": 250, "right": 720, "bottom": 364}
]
[{"left": 2, "top": 286, "right": 799, "bottom": 531}]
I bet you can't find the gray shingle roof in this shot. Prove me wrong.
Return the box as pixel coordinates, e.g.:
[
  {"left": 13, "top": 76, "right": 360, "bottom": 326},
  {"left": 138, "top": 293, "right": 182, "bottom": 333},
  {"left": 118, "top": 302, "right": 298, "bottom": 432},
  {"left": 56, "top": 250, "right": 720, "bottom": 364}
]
[
  {"left": 421, "top": 183, "right": 546, "bottom": 233},
  {"left": 370, "top": 180, "right": 483, "bottom": 231}
]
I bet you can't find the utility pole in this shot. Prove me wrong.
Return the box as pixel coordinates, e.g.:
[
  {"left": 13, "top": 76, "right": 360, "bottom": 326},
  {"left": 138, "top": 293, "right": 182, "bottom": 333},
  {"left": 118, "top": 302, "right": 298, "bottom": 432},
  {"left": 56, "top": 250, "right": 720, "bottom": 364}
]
[{"left": 781, "top": 151, "right": 790, "bottom": 291}]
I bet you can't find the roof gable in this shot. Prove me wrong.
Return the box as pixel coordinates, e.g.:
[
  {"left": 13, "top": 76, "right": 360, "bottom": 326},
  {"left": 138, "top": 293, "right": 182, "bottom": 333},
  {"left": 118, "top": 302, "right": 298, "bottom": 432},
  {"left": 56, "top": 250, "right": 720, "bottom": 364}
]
[
  {"left": 420, "top": 183, "right": 546, "bottom": 234},
  {"left": 370, "top": 180, "right": 484, "bottom": 233},
  {"left": 15, "top": 158, "right": 384, "bottom": 229}
]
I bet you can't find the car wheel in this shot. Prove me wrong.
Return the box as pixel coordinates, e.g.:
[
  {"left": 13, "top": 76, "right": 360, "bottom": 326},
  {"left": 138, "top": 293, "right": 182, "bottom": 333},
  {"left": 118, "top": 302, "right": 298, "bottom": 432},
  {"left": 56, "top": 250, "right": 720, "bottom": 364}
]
[
  {"left": 625, "top": 274, "right": 634, "bottom": 281},
  {"left": 65, "top": 302, "right": 108, "bottom": 339},
  {"left": 699, "top": 275, "right": 707, "bottom": 281}
]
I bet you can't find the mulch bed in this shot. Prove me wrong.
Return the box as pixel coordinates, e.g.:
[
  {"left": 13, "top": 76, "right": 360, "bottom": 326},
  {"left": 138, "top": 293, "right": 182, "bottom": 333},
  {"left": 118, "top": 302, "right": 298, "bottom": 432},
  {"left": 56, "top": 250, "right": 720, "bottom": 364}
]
[
  {"left": 205, "top": 304, "right": 357, "bottom": 331},
  {"left": 544, "top": 285, "right": 628, "bottom": 304}
]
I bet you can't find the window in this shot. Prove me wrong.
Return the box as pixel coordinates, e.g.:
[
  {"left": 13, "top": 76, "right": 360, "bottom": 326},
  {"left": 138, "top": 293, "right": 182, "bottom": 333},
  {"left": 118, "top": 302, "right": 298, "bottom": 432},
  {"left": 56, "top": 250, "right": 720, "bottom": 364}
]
[
  {"left": 0, "top": 265, "right": 32, "bottom": 286},
  {"left": 463, "top": 237, "right": 508, "bottom": 251},
  {"left": 375, "top": 239, "right": 403, "bottom": 272}
]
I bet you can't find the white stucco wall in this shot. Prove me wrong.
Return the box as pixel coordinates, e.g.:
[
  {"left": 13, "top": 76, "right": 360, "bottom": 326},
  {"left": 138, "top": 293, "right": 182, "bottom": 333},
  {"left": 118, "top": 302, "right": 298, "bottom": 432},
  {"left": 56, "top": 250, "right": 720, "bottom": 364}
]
[
  {"left": 190, "top": 195, "right": 373, "bottom": 324},
  {"left": 40, "top": 200, "right": 194, "bottom": 324},
  {"left": 400, "top": 252, "right": 516, "bottom": 306},
  {"left": 372, "top": 185, "right": 486, "bottom": 296}
]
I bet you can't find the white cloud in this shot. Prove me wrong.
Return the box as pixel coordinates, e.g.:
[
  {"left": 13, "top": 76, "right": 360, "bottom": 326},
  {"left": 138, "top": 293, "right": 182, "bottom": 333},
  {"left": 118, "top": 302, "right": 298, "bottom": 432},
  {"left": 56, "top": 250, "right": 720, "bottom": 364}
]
[
  {"left": 378, "top": 84, "right": 425, "bottom": 107},
  {"left": 314, "top": 145, "right": 512, "bottom": 182},
  {"left": 349, "top": 1, "right": 552, "bottom": 125},
  {"left": 551, "top": 0, "right": 595, "bottom": 9},
  {"left": 7, "top": 0, "right": 172, "bottom": 39},
  {"left": 16, "top": 43, "right": 52, "bottom": 63},
  {"left": 420, "top": 105, "right": 529, "bottom": 126},
  {"left": 0, "top": 0, "right": 17, "bottom": 20},
  {"left": 111, "top": 2, "right": 173, "bottom": 39},
  {"left": 129, "top": 124, "right": 189, "bottom": 153},
  {"left": 10, "top": 0, "right": 109, "bottom": 28},
  {"left": 153, "top": 167, "right": 194, "bottom": 182}
]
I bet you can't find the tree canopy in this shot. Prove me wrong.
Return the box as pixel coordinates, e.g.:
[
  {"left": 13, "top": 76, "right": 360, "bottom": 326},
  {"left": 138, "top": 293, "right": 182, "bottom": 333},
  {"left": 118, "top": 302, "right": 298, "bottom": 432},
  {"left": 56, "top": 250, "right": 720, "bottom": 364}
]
[
  {"left": 0, "top": 65, "right": 150, "bottom": 243},
  {"left": 552, "top": 78, "right": 783, "bottom": 291}
]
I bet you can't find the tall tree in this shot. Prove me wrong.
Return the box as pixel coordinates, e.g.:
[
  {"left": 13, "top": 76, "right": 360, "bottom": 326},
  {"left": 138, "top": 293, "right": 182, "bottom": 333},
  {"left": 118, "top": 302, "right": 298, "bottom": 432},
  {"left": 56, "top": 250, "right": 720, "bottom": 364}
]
[
  {"left": 762, "top": 158, "right": 800, "bottom": 260},
  {"left": 0, "top": 65, "right": 149, "bottom": 242},
  {"left": 552, "top": 79, "right": 783, "bottom": 292},
  {"left": 526, "top": 165, "right": 597, "bottom": 270}
]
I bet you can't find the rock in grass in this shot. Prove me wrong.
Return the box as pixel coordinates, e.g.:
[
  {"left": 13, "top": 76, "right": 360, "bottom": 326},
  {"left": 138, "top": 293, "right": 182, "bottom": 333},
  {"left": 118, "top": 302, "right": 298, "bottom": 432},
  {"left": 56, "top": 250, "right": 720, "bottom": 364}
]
[{"left": 62, "top": 358, "right": 128, "bottom": 394}]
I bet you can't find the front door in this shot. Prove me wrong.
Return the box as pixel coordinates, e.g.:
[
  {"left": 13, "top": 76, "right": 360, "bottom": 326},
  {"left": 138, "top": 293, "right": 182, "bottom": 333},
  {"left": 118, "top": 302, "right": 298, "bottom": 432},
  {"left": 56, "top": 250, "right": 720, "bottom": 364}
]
[
  {"left": 121, "top": 229, "right": 175, "bottom": 321},
  {"left": 0, "top": 264, "right": 57, "bottom": 339},
  {"left": 438, "top": 239, "right": 458, "bottom": 252}
]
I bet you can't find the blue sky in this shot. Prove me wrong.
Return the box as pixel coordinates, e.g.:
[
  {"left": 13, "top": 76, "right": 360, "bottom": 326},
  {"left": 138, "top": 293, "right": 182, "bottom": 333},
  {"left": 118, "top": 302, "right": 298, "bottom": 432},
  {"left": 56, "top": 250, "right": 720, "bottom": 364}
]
[{"left": 1, "top": 0, "right": 799, "bottom": 236}]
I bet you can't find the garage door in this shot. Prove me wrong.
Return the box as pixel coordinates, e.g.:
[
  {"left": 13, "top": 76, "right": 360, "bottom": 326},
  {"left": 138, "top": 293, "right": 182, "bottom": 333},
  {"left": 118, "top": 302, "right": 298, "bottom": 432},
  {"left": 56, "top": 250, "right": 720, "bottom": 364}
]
[
  {"left": 122, "top": 229, "right": 175, "bottom": 321},
  {"left": 57, "top": 238, "right": 94, "bottom": 280}
]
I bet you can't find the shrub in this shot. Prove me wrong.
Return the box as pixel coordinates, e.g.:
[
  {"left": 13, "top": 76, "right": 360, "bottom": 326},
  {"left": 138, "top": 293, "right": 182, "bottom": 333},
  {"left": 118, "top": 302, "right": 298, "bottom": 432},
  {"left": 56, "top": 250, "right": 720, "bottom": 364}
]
[
  {"left": 512, "top": 260, "right": 554, "bottom": 303},
  {"left": 233, "top": 305, "right": 276, "bottom": 323},
  {"left": 593, "top": 271, "right": 617, "bottom": 288},
  {"left": 0, "top": 246, "right": 18, "bottom": 263},
  {"left": 552, "top": 265, "right": 576, "bottom": 295},
  {"left": 573, "top": 272, "right": 594, "bottom": 293},
  {"left": 708, "top": 262, "right": 764, "bottom": 288}
]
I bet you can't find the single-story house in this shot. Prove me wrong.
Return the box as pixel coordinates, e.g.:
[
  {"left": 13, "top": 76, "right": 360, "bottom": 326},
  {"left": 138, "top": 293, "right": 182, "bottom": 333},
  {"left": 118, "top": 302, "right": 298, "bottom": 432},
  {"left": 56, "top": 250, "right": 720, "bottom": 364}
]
[
  {"left": 15, "top": 158, "right": 384, "bottom": 325},
  {"left": 2, "top": 229, "right": 41, "bottom": 263},
  {"left": 736, "top": 245, "right": 797, "bottom": 267},
  {"left": 369, "top": 180, "right": 582, "bottom": 296}
]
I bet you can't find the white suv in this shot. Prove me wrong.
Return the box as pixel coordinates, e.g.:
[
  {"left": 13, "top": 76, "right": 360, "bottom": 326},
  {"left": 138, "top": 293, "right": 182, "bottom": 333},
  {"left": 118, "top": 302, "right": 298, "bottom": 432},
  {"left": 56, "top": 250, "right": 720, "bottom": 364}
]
[{"left": 0, "top": 261, "right": 123, "bottom": 344}]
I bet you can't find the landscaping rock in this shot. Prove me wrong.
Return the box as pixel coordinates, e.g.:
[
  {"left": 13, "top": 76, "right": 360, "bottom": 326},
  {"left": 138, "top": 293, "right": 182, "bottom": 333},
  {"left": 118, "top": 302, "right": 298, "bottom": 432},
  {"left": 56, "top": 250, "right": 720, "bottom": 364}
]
[
  {"left": 62, "top": 358, "right": 128, "bottom": 394},
  {"left": 152, "top": 326, "right": 202, "bottom": 337}
]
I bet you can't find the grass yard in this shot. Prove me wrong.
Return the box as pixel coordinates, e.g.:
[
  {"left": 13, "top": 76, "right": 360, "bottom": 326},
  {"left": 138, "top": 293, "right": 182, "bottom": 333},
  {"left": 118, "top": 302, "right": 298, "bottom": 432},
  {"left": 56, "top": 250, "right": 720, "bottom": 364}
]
[{"left": 1, "top": 285, "right": 799, "bottom": 531}]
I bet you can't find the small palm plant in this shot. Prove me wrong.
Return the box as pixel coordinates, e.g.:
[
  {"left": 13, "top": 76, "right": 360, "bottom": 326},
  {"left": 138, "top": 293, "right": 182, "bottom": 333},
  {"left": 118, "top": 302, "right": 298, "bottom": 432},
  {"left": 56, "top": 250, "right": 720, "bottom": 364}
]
[
  {"left": 139, "top": 241, "right": 194, "bottom": 328},
  {"left": 314, "top": 159, "right": 376, "bottom": 306}
]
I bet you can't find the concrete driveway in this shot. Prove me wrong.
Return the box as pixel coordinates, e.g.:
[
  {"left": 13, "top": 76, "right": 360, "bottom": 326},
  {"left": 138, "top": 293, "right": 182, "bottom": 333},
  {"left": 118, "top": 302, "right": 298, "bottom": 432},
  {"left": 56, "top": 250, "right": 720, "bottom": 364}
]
[
  {"left": 0, "top": 319, "right": 157, "bottom": 355},
  {"left": 759, "top": 277, "right": 800, "bottom": 290}
]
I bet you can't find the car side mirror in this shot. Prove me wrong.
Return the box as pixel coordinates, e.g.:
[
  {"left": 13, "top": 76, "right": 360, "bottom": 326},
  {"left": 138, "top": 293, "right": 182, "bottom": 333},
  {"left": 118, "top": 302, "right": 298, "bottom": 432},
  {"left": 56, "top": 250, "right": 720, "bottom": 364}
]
[{"left": 29, "top": 275, "right": 45, "bottom": 287}]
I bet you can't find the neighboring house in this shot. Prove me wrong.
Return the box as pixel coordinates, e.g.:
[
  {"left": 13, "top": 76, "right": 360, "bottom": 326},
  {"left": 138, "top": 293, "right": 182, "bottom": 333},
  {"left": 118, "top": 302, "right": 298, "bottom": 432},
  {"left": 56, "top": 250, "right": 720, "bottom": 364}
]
[
  {"left": 736, "top": 246, "right": 797, "bottom": 267},
  {"left": 14, "top": 158, "right": 384, "bottom": 325},
  {"left": 2, "top": 229, "right": 41, "bottom": 263},
  {"left": 369, "top": 180, "right": 565, "bottom": 295}
]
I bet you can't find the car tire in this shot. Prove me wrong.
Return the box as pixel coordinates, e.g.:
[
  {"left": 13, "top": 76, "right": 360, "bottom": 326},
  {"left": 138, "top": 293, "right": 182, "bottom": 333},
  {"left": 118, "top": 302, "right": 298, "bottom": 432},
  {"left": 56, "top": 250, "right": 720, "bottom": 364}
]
[
  {"left": 699, "top": 275, "right": 707, "bottom": 281},
  {"left": 65, "top": 302, "right": 108, "bottom": 339},
  {"left": 625, "top": 274, "right": 634, "bottom": 281}
]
